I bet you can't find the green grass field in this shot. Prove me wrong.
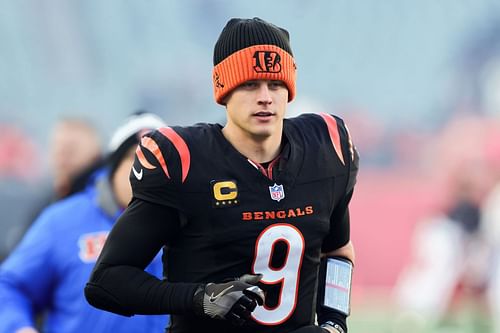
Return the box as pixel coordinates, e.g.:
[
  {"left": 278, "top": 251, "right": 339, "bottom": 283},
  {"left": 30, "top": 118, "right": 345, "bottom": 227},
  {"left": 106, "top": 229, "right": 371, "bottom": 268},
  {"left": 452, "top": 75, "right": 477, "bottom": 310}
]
[{"left": 348, "top": 294, "right": 492, "bottom": 333}]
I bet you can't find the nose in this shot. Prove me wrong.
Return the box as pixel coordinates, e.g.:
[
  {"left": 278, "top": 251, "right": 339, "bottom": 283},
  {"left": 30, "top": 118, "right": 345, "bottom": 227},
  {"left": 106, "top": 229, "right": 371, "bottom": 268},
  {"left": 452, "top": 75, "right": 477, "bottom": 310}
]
[{"left": 257, "top": 83, "right": 272, "bottom": 105}]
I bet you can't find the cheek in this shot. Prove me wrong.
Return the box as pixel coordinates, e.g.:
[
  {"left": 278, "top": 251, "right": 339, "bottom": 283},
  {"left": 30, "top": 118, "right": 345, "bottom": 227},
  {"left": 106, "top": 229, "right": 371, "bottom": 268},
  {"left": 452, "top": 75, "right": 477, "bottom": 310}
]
[
  {"left": 117, "top": 165, "right": 133, "bottom": 195},
  {"left": 123, "top": 178, "right": 132, "bottom": 194},
  {"left": 226, "top": 106, "right": 246, "bottom": 124},
  {"left": 117, "top": 157, "right": 135, "bottom": 180},
  {"left": 278, "top": 89, "right": 289, "bottom": 104},
  {"left": 275, "top": 99, "right": 288, "bottom": 115}
]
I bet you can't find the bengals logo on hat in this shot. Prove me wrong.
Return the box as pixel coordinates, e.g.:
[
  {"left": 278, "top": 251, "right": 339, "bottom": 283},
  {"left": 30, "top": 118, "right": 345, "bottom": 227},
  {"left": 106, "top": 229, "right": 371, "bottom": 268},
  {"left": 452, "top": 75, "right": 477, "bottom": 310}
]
[{"left": 253, "top": 51, "right": 281, "bottom": 73}]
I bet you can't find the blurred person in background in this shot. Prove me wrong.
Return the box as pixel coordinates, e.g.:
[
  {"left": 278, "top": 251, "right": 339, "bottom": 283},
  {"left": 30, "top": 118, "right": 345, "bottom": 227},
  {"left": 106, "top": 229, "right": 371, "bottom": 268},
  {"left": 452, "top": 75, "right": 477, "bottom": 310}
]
[
  {"left": 477, "top": 129, "right": 500, "bottom": 333},
  {"left": 392, "top": 117, "right": 500, "bottom": 332},
  {"left": 392, "top": 173, "right": 486, "bottom": 331},
  {"left": 482, "top": 179, "right": 500, "bottom": 333},
  {"left": 0, "top": 125, "right": 44, "bottom": 261},
  {"left": 48, "top": 117, "right": 103, "bottom": 200},
  {"left": 0, "top": 112, "right": 169, "bottom": 333},
  {"left": 456, "top": 19, "right": 500, "bottom": 332},
  {"left": 0, "top": 118, "right": 103, "bottom": 262}
]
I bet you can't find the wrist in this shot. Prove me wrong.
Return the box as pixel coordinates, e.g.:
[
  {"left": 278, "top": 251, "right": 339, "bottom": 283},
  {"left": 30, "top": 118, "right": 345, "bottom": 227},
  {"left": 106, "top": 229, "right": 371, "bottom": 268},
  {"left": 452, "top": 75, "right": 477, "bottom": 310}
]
[
  {"left": 320, "top": 321, "right": 345, "bottom": 333},
  {"left": 192, "top": 284, "right": 206, "bottom": 317}
]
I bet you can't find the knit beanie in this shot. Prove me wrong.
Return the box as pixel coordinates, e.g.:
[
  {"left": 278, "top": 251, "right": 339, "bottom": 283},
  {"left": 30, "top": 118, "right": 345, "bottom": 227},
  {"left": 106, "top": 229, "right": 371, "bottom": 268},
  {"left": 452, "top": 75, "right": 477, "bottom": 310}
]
[
  {"left": 107, "top": 111, "right": 166, "bottom": 175},
  {"left": 212, "top": 17, "right": 296, "bottom": 105}
]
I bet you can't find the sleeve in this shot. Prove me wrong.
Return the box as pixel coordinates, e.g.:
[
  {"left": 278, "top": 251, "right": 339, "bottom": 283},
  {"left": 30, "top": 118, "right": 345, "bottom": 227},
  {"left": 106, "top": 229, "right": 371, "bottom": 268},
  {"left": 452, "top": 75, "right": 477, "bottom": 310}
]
[
  {"left": 130, "top": 128, "right": 189, "bottom": 210},
  {"left": 321, "top": 117, "right": 359, "bottom": 253},
  {"left": 0, "top": 209, "right": 58, "bottom": 332},
  {"left": 85, "top": 198, "right": 199, "bottom": 316}
]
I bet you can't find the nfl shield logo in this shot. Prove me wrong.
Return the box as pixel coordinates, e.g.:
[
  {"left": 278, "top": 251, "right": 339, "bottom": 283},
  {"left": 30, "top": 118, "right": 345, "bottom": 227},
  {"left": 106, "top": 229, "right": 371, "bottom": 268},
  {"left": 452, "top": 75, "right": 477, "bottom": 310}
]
[{"left": 269, "top": 183, "right": 285, "bottom": 202}]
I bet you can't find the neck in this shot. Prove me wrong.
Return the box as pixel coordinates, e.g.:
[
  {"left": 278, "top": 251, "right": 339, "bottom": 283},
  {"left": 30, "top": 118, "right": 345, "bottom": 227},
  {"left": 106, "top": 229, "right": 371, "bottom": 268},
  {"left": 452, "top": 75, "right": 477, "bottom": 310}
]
[{"left": 222, "top": 127, "right": 282, "bottom": 163}]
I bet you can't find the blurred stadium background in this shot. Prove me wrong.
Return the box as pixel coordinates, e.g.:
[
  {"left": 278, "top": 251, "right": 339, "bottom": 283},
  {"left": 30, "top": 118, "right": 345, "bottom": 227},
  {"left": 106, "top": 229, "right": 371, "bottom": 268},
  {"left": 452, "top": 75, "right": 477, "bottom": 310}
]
[{"left": 2, "top": 1, "right": 500, "bottom": 332}]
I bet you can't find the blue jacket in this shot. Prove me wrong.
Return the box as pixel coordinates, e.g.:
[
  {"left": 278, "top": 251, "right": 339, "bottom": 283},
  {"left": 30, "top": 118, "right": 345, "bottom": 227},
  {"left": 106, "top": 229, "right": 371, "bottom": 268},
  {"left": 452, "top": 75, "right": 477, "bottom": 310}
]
[{"left": 0, "top": 173, "right": 169, "bottom": 333}]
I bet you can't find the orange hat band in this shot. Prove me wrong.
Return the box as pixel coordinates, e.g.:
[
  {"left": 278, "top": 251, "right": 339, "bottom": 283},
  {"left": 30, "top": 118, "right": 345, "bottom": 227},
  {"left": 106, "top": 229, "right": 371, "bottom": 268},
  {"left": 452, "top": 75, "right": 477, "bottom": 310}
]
[{"left": 212, "top": 44, "right": 296, "bottom": 105}]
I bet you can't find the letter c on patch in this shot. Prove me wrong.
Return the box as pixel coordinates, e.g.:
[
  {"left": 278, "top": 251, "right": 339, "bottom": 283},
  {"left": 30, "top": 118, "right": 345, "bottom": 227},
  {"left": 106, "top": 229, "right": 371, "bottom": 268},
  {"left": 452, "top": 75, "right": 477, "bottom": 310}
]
[{"left": 213, "top": 181, "right": 238, "bottom": 201}]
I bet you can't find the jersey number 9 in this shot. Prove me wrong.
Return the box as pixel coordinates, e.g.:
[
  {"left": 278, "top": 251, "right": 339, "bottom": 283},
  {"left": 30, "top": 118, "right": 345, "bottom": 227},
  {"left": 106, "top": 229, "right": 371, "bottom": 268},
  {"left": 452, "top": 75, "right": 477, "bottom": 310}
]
[{"left": 251, "top": 223, "right": 305, "bottom": 325}]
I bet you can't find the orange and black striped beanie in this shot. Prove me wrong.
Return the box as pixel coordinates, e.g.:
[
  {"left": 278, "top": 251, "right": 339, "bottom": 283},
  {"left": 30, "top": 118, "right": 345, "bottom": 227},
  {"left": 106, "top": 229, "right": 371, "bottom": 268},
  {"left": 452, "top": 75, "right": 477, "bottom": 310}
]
[{"left": 212, "top": 17, "right": 296, "bottom": 105}]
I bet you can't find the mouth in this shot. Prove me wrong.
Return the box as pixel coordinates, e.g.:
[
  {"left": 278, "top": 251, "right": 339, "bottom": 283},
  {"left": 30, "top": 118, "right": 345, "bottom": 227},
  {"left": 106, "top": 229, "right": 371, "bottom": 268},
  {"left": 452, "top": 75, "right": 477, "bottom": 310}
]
[{"left": 253, "top": 111, "right": 274, "bottom": 118}]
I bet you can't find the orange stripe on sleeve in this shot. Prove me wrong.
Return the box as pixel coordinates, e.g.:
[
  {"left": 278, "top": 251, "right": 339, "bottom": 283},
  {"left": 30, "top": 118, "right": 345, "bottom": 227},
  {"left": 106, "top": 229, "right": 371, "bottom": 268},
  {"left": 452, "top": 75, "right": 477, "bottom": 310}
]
[
  {"left": 135, "top": 145, "right": 156, "bottom": 170},
  {"left": 319, "top": 113, "right": 345, "bottom": 165},
  {"left": 158, "top": 127, "right": 191, "bottom": 183},
  {"left": 140, "top": 136, "right": 170, "bottom": 179}
]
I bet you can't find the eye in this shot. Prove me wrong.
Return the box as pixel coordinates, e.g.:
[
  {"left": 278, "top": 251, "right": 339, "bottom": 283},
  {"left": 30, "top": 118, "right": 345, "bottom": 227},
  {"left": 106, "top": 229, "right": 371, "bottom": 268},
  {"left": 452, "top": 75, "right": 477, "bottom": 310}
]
[
  {"left": 240, "top": 81, "right": 258, "bottom": 89},
  {"left": 269, "top": 81, "right": 286, "bottom": 90}
]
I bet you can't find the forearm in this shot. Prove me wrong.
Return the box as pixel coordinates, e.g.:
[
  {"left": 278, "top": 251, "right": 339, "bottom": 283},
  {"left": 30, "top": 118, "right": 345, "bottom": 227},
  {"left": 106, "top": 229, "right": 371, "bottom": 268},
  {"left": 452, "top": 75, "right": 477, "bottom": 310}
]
[
  {"left": 85, "top": 262, "right": 200, "bottom": 316},
  {"left": 84, "top": 198, "right": 197, "bottom": 315},
  {"left": 321, "top": 240, "right": 355, "bottom": 264}
]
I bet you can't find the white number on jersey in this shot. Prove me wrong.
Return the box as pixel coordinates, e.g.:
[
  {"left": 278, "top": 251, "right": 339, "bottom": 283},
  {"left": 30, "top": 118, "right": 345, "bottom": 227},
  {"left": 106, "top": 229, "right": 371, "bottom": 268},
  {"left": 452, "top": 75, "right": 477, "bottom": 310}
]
[{"left": 251, "top": 223, "right": 305, "bottom": 325}]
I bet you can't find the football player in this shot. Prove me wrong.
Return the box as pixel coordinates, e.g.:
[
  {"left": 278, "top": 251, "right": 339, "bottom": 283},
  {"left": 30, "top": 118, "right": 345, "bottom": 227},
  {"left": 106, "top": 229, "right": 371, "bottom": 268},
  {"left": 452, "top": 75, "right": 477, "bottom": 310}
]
[{"left": 85, "top": 17, "right": 359, "bottom": 333}]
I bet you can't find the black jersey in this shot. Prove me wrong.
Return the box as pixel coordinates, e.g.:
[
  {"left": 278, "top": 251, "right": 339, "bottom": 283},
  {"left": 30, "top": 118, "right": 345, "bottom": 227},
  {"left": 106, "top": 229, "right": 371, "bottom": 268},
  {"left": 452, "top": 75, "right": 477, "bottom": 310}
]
[{"left": 130, "top": 113, "right": 358, "bottom": 333}]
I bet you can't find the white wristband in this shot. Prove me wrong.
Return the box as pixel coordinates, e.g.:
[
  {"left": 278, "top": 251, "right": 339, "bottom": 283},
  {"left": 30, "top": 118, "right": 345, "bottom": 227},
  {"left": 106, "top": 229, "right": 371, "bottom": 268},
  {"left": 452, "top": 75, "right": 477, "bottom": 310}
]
[
  {"left": 323, "top": 258, "right": 352, "bottom": 315},
  {"left": 320, "top": 321, "right": 345, "bottom": 333}
]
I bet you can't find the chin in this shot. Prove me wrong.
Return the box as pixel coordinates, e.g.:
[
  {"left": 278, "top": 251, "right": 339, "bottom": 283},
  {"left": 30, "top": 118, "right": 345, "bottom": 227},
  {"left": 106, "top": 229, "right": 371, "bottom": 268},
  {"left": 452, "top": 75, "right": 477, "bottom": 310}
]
[{"left": 250, "top": 130, "right": 273, "bottom": 140}]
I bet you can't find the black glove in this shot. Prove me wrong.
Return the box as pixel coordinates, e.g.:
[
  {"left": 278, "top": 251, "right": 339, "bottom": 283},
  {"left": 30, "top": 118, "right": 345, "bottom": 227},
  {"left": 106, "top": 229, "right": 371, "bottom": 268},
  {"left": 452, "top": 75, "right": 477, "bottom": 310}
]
[{"left": 193, "top": 274, "right": 265, "bottom": 325}]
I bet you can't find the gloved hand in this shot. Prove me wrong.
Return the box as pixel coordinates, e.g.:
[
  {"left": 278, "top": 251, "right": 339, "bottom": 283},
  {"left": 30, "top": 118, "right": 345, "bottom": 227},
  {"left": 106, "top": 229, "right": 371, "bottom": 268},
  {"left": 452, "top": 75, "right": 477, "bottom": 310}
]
[{"left": 193, "top": 274, "right": 265, "bottom": 325}]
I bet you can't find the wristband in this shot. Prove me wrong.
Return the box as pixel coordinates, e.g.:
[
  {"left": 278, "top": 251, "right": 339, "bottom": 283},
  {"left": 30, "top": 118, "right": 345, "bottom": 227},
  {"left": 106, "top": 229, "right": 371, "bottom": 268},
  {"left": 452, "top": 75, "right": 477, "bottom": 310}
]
[
  {"left": 316, "top": 257, "right": 350, "bottom": 333},
  {"left": 323, "top": 257, "right": 352, "bottom": 315},
  {"left": 320, "top": 321, "right": 345, "bottom": 333}
]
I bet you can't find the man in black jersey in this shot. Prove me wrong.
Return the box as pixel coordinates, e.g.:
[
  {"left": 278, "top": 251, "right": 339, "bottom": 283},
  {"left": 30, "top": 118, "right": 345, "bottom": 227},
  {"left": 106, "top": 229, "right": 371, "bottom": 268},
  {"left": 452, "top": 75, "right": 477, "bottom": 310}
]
[{"left": 85, "top": 17, "right": 359, "bottom": 333}]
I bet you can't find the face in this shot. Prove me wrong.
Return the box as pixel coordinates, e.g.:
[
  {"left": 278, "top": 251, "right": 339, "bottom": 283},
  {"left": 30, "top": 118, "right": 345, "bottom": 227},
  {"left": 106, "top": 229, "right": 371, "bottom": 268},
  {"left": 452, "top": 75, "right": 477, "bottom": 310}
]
[
  {"left": 111, "top": 146, "right": 136, "bottom": 208},
  {"left": 49, "top": 120, "right": 101, "bottom": 196},
  {"left": 224, "top": 80, "right": 289, "bottom": 140}
]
